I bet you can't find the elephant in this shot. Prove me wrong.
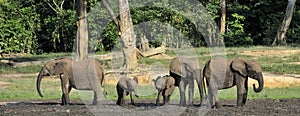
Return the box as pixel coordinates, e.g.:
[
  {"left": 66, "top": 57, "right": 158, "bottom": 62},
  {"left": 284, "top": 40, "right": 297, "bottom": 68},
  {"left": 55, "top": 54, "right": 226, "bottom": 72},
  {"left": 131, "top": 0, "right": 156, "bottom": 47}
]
[
  {"left": 116, "top": 76, "right": 139, "bottom": 106},
  {"left": 37, "top": 58, "right": 106, "bottom": 105},
  {"left": 153, "top": 75, "right": 175, "bottom": 106},
  {"left": 37, "top": 57, "right": 72, "bottom": 97},
  {"left": 169, "top": 56, "right": 205, "bottom": 106},
  {"left": 203, "top": 57, "right": 264, "bottom": 108}
]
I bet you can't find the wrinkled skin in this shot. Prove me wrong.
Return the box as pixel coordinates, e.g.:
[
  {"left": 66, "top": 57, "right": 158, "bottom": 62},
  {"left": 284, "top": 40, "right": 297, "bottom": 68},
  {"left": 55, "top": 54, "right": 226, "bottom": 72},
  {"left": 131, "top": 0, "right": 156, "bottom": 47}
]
[
  {"left": 38, "top": 58, "right": 106, "bottom": 105},
  {"left": 37, "top": 57, "right": 72, "bottom": 97},
  {"left": 203, "top": 57, "right": 264, "bottom": 108},
  {"left": 153, "top": 75, "right": 175, "bottom": 106},
  {"left": 116, "top": 77, "right": 139, "bottom": 106},
  {"left": 169, "top": 57, "right": 205, "bottom": 107}
]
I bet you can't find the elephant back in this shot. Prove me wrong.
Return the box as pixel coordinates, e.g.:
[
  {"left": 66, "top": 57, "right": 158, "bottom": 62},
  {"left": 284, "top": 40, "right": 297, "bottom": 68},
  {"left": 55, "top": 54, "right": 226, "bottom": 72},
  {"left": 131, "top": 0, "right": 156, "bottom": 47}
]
[
  {"left": 71, "top": 59, "right": 100, "bottom": 90},
  {"left": 154, "top": 76, "right": 167, "bottom": 90},
  {"left": 169, "top": 57, "right": 201, "bottom": 78},
  {"left": 118, "top": 77, "right": 138, "bottom": 94}
]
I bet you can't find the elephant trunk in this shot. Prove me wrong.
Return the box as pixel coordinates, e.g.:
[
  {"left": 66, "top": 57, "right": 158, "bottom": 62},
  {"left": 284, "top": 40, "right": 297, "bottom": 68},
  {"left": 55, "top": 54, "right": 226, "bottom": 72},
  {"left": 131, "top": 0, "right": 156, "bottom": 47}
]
[
  {"left": 253, "top": 73, "right": 264, "bottom": 93},
  {"left": 37, "top": 68, "right": 46, "bottom": 97}
]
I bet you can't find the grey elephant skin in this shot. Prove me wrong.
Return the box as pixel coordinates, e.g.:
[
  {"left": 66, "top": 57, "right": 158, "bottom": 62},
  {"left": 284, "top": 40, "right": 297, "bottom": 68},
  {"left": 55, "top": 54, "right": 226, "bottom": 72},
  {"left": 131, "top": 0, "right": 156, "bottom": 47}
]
[
  {"left": 169, "top": 56, "right": 205, "bottom": 106},
  {"left": 36, "top": 57, "right": 72, "bottom": 97},
  {"left": 203, "top": 57, "right": 264, "bottom": 108},
  {"left": 153, "top": 75, "right": 175, "bottom": 106},
  {"left": 116, "top": 77, "right": 139, "bottom": 106},
  {"left": 37, "top": 58, "right": 106, "bottom": 105}
]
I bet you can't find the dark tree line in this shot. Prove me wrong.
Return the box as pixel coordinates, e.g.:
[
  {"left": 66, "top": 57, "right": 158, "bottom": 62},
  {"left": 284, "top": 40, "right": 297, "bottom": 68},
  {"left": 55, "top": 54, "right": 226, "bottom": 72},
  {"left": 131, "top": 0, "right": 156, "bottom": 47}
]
[{"left": 0, "top": 0, "right": 299, "bottom": 54}]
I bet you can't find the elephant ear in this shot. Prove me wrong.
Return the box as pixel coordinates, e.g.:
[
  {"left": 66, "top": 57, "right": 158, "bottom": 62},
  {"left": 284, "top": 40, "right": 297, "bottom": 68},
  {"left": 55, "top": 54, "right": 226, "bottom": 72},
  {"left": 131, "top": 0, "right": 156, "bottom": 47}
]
[
  {"left": 53, "top": 62, "right": 67, "bottom": 75},
  {"left": 231, "top": 58, "right": 248, "bottom": 77}
]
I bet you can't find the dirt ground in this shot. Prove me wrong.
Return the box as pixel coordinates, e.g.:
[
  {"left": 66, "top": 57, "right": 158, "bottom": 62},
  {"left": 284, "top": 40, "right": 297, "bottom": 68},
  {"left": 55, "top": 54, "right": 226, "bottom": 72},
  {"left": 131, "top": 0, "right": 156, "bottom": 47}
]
[{"left": 0, "top": 98, "right": 299, "bottom": 116}]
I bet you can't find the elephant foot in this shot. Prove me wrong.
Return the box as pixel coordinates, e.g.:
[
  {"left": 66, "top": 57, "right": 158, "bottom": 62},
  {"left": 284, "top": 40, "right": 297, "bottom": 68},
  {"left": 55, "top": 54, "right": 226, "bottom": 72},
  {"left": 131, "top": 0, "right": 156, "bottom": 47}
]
[
  {"left": 179, "top": 103, "right": 187, "bottom": 107},
  {"left": 188, "top": 101, "right": 194, "bottom": 107},
  {"left": 237, "top": 103, "right": 246, "bottom": 107},
  {"left": 215, "top": 102, "right": 223, "bottom": 109}
]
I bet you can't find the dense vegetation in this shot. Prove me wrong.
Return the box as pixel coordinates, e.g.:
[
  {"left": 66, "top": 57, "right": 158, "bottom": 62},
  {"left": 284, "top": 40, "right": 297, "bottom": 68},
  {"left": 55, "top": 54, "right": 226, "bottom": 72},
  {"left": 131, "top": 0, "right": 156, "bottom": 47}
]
[{"left": 0, "top": 0, "right": 299, "bottom": 54}]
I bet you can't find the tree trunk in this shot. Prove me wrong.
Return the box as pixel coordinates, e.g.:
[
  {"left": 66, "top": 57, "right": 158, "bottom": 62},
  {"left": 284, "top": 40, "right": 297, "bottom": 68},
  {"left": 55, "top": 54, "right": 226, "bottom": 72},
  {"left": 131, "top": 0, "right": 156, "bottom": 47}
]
[
  {"left": 101, "top": 0, "right": 119, "bottom": 27},
  {"left": 220, "top": 0, "right": 226, "bottom": 43},
  {"left": 119, "top": 0, "right": 137, "bottom": 70},
  {"left": 75, "top": 0, "right": 88, "bottom": 61},
  {"left": 272, "top": 0, "right": 296, "bottom": 46}
]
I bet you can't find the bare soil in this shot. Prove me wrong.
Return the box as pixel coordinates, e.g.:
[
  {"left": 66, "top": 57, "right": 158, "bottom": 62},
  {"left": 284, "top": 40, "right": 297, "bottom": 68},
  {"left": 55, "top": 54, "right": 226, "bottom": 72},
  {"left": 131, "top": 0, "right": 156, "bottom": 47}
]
[{"left": 0, "top": 98, "right": 300, "bottom": 116}]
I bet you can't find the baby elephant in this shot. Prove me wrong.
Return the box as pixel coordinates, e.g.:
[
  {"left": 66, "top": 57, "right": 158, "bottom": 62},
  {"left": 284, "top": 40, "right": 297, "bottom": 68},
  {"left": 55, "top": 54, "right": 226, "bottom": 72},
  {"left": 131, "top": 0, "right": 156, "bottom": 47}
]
[
  {"left": 116, "top": 77, "right": 139, "bottom": 106},
  {"left": 153, "top": 75, "right": 175, "bottom": 106}
]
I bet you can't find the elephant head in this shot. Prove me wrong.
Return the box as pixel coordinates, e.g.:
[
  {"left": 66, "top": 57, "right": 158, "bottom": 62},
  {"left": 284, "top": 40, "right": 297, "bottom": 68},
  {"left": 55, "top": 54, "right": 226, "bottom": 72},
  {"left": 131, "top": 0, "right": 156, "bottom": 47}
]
[
  {"left": 153, "top": 75, "right": 167, "bottom": 91},
  {"left": 231, "top": 58, "right": 264, "bottom": 92},
  {"left": 36, "top": 57, "right": 72, "bottom": 97},
  {"left": 52, "top": 62, "right": 68, "bottom": 75}
]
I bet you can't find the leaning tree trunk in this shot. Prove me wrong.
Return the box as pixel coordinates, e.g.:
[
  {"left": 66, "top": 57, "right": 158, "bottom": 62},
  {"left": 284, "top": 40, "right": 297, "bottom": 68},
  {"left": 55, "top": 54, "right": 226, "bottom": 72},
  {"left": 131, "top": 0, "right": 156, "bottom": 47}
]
[
  {"left": 75, "top": 0, "right": 88, "bottom": 61},
  {"left": 119, "top": 0, "right": 137, "bottom": 70},
  {"left": 272, "top": 0, "right": 296, "bottom": 46}
]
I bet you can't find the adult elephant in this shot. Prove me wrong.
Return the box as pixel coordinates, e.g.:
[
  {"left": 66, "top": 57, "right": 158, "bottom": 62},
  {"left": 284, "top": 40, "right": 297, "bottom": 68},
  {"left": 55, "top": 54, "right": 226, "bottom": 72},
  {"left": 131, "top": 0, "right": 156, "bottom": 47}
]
[
  {"left": 169, "top": 56, "right": 204, "bottom": 106},
  {"left": 37, "top": 58, "right": 106, "bottom": 105},
  {"left": 203, "top": 57, "right": 264, "bottom": 108},
  {"left": 36, "top": 57, "right": 72, "bottom": 97}
]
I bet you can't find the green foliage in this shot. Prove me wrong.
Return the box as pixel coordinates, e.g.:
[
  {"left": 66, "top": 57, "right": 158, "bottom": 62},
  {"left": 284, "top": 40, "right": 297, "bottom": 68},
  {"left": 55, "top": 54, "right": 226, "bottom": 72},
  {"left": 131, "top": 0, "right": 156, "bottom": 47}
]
[
  {"left": 225, "top": 13, "right": 253, "bottom": 46},
  {"left": 1, "top": 0, "right": 300, "bottom": 54},
  {"left": 0, "top": 0, "right": 40, "bottom": 54}
]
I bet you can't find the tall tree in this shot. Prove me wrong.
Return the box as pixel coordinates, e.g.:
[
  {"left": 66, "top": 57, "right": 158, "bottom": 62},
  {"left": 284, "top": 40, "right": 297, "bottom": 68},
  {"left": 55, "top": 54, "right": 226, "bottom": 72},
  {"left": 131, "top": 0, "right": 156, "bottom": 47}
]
[
  {"left": 75, "top": 0, "right": 88, "bottom": 61},
  {"left": 102, "top": 0, "right": 137, "bottom": 70},
  {"left": 220, "top": 0, "right": 226, "bottom": 42},
  {"left": 272, "top": 0, "right": 297, "bottom": 46},
  {"left": 119, "top": 0, "right": 137, "bottom": 70}
]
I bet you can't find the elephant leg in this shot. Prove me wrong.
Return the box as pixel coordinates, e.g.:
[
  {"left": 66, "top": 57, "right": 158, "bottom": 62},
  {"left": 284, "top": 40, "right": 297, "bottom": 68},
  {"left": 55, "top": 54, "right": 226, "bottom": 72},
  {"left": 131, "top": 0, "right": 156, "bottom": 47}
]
[
  {"left": 236, "top": 78, "right": 248, "bottom": 106},
  {"left": 179, "top": 80, "right": 187, "bottom": 106},
  {"left": 207, "top": 87, "right": 213, "bottom": 108},
  {"left": 116, "top": 94, "right": 122, "bottom": 106},
  {"left": 214, "top": 92, "right": 222, "bottom": 108},
  {"left": 195, "top": 75, "right": 204, "bottom": 105},
  {"left": 121, "top": 90, "right": 126, "bottom": 106},
  {"left": 92, "top": 85, "right": 102, "bottom": 105},
  {"left": 93, "top": 90, "right": 102, "bottom": 105},
  {"left": 162, "top": 90, "right": 168, "bottom": 105},
  {"left": 130, "top": 93, "right": 135, "bottom": 105},
  {"left": 116, "top": 85, "right": 121, "bottom": 106},
  {"left": 165, "top": 95, "right": 171, "bottom": 105},
  {"left": 208, "top": 77, "right": 221, "bottom": 108},
  {"left": 60, "top": 77, "right": 70, "bottom": 105},
  {"left": 188, "top": 78, "right": 194, "bottom": 106},
  {"left": 156, "top": 90, "right": 162, "bottom": 106}
]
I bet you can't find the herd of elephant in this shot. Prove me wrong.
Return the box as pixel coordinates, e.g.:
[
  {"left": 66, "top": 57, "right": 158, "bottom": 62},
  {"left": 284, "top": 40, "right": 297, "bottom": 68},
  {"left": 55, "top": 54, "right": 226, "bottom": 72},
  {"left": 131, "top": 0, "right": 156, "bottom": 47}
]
[{"left": 36, "top": 56, "right": 264, "bottom": 108}]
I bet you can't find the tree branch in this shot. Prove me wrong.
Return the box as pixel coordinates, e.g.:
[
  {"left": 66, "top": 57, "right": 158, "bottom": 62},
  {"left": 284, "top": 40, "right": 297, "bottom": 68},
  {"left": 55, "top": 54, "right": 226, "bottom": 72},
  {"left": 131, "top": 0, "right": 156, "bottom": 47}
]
[
  {"left": 101, "top": 0, "right": 119, "bottom": 27},
  {"left": 52, "top": 0, "right": 59, "bottom": 9},
  {"left": 60, "top": 0, "right": 65, "bottom": 10},
  {"left": 46, "top": 1, "right": 58, "bottom": 13}
]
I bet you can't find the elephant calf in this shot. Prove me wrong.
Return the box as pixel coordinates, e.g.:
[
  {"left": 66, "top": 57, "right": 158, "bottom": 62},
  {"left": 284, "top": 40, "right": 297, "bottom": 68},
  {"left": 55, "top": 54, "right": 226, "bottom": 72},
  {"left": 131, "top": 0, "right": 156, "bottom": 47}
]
[
  {"left": 116, "top": 77, "right": 139, "bottom": 106},
  {"left": 203, "top": 57, "right": 264, "bottom": 108},
  {"left": 153, "top": 75, "right": 175, "bottom": 106}
]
